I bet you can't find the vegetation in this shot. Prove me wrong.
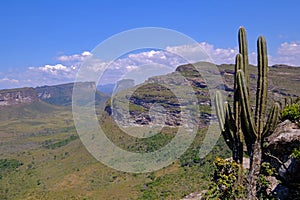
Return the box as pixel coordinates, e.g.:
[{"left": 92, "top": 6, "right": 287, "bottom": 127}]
[
  {"left": 291, "top": 148, "right": 300, "bottom": 159},
  {"left": 0, "top": 159, "right": 23, "bottom": 174},
  {"left": 0, "top": 32, "right": 300, "bottom": 199},
  {"left": 43, "top": 135, "right": 79, "bottom": 149},
  {"left": 204, "top": 158, "right": 277, "bottom": 200},
  {"left": 215, "top": 27, "right": 280, "bottom": 199},
  {"left": 204, "top": 158, "right": 246, "bottom": 199},
  {"left": 281, "top": 102, "right": 300, "bottom": 125}
]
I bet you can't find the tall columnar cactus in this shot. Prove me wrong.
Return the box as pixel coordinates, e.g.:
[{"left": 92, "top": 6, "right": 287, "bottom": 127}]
[
  {"left": 215, "top": 27, "right": 280, "bottom": 199},
  {"left": 215, "top": 55, "right": 244, "bottom": 165},
  {"left": 237, "top": 36, "right": 280, "bottom": 155}
]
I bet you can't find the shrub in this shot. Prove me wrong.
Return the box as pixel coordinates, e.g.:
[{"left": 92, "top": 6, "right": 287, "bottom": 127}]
[
  {"left": 281, "top": 102, "right": 300, "bottom": 122},
  {"left": 0, "top": 159, "right": 23, "bottom": 171},
  {"left": 292, "top": 148, "right": 300, "bottom": 159},
  {"left": 203, "top": 158, "right": 246, "bottom": 199}
]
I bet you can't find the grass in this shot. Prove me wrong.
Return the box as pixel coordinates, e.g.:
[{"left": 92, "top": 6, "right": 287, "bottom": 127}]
[
  {"left": 0, "top": 99, "right": 226, "bottom": 199},
  {"left": 0, "top": 63, "right": 299, "bottom": 199}
]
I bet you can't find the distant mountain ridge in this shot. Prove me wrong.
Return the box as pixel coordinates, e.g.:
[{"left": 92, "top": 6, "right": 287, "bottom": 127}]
[
  {"left": 0, "top": 87, "right": 38, "bottom": 106},
  {"left": 0, "top": 82, "right": 108, "bottom": 107}
]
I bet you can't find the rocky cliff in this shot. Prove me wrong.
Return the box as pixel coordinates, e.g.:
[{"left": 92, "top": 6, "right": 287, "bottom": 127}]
[
  {"left": 35, "top": 82, "right": 101, "bottom": 106},
  {"left": 105, "top": 62, "right": 214, "bottom": 128},
  {"left": 0, "top": 82, "right": 107, "bottom": 107},
  {"left": 105, "top": 62, "right": 300, "bottom": 128},
  {"left": 0, "top": 87, "right": 38, "bottom": 106}
]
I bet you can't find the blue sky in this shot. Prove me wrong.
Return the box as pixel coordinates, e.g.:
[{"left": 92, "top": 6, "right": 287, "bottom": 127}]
[{"left": 0, "top": 0, "right": 300, "bottom": 88}]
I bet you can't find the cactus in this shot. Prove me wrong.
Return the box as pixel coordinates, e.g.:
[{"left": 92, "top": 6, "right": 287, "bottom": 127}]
[
  {"left": 215, "top": 27, "right": 280, "bottom": 199},
  {"left": 215, "top": 55, "right": 244, "bottom": 164},
  {"left": 238, "top": 27, "right": 249, "bottom": 93}
]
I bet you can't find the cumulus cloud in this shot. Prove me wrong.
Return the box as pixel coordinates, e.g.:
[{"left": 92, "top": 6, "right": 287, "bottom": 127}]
[
  {"left": 269, "top": 42, "right": 300, "bottom": 66},
  {"left": 167, "top": 42, "right": 239, "bottom": 64},
  {"left": 29, "top": 64, "right": 72, "bottom": 75},
  {"left": 56, "top": 51, "right": 92, "bottom": 62},
  {"left": 0, "top": 77, "right": 20, "bottom": 89},
  {"left": 0, "top": 77, "right": 19, "bottom": 83},
  {"left": 2, "top": 41, "right": 299, "bottom": 90}
]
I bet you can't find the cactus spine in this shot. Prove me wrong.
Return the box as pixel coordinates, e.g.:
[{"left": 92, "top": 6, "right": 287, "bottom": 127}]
[{"left": 215, "top": 27, "right": 280, "bottom": 199}]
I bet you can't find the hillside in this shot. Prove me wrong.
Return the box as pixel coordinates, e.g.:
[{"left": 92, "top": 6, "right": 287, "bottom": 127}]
[
  {"left": 0, "top": 63, "right": 299, "bottom": 199},
  {"left": 106, "top": 62, "right": 300, "bottom": 128}
]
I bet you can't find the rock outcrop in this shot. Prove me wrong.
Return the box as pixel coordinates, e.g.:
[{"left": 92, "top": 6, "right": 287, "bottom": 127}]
[
  {"left": 105, "top": 63, "right": 213, "bottom": 128},
  {"left": 264, "top": 120, "right": 300, "bottom": 199},
  {"left": 0, "top": 87, "right": 37, "bottom": 106},
  {"left": 0, "top": 82, "right": 107, "bottom": 107},
  {"left": 35, "top": 82, "right": 98, "bottom": 106}
]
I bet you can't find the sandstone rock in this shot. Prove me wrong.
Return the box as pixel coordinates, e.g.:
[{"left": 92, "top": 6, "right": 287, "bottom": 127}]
[
  {"left": 264, "top": 120, "right": 300, "bottom": 170},
  {"left": 264, "top": 120, "right": 300, "bottom": 197},
  {"left": 0, "top": 87, "right": 37, "bottom": 106},
  {"left": 181, "top": 191, "right": 207, "bottom": 200}
]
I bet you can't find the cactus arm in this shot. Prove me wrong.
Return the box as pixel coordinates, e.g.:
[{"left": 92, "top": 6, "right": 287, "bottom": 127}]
[
  {"left": 238, "top": 27, "right": 249, "bottom": 90},
  {"left": 234, "top": 54, "right": 244, "bottom": 156},
  {"left": 224, "top": 101, "right": 237, "bottom": 140},
  {"left": 234, "top": 54, "right": 243, "bottom": 120},
  {"left": 237, "top": 70, "right": 257, "bottom": 140},
  {"left": 224, "top": 102, "right": 236, "bottom": 150},
  {"left": 215, "top": 91, "right": 235, "bottom": 150},
  {"left": 255, "top": 36, "right": 268, "bottom": 137},
  {"left": 262, "top": 102, "right": 280, "bottom": 137},
  {"left": 215, "top": 91, "right": 225, "bottom": 132}
]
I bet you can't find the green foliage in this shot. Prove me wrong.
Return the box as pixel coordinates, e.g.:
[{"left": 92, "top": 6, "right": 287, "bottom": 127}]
[
  {"left": 215, "top": 27, "right": 281, "bottom": 199},
  {"left": 179, "top": 131, "right": 231, "bottom": 167},
  {"left": 256, "top": 162, "right": 277, "bottom": 200},
  {"left": 204, "top": 158, "right": 246, "bottom": 200},
  {"left": 43, "top": 135, "right": 78, "bottom": 149},
  {"left": 291, "top": 148, "right": 300, "bottom": 159},
  {"left": 0, "top": 159, "right": 23, "bottom": 173},
  {"left": 204, "top": 159, "right": 277, "bottom": 200},
  {"left": 281, "top": 102, "right": 300, "bottom": 123},
  {"left": 138, "top": 165, "right": 209, "bottom": 200}
]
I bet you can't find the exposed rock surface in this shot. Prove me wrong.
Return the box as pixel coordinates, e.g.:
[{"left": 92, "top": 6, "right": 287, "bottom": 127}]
[
  {"left": 36, "top": 82, "right": 100, "bottom": 106},
  {"left": 0, "top": 82, "right": 107, "bottom": 107},
  {"left": 264, "top": 120, "right": 300, "bottom": 199},
  {"left": 0, "top": 87, "right": 37, "bottom": 106},
  {"left": 181, "top": 191, "right": 207, "bottom": 200},
  {"left": 105, "top": 63, "right": 214, "bottom": 128},
  {"left": 264, "top": 120, "right": 300, "bottom": 171}
]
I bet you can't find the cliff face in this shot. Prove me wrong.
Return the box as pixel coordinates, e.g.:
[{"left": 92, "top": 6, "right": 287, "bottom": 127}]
[
  {"left": 0, "top": 87, "right": 38, "bottom": 106},
  {"left": 0, "top": 82, "right": 106, "bottom": 107},
  {"left": 35, "top": 82, "right": 80, "bottom": 106},
  {"left": 106, "top": 62, "right": 300, "bottom": 129},
  {"left": 105, "top": 63, "right": 213, "bottom": 128}
]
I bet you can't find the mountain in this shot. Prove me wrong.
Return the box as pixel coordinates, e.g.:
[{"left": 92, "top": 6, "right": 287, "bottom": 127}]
[
  {"left": 105, "top": 62, "right": 300, "bottom": 128},
  {"left": 0, "top": 87, "right": 38, "bottom": 106},
  {"left": 97, "top": 83, "right": 116, "bottom": 95},
  {"left": 0, "top": 81, "right": 109, "bottom": 108},
  {"left": 36, "top": 82, "right": 109, "bottom": 106},
  {"left": 0, "top": 63, "right": 299, "bottom": 199}
]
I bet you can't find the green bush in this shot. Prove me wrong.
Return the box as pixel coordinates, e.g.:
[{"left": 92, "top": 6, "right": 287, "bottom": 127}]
[
  {"left": 204, "top": 158, "right": 246, "bottom": 200},
  {"left": 43, "top": 135, "right": 78, "bottom": 149},
  {"left": 0, "top": 159, "right": 23, "bottom": 173},
  {"left": 292, "top": 148, "right": 300, "bottom": 159},
  {"left": 204, "top": 158, "right": 278, "bottom": 200},
  {"left": 281, "top": 102, "right": 300, "bottom": 122}
]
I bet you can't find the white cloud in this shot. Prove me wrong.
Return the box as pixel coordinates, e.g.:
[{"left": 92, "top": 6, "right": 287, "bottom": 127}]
[
  {"left": 1, "top": 41, "right": 300, "bottom": 90},
  {"left": 35, "top": 64, "right": 71, "bottom": 75},
  {"left": 269, "top": 42, "right": 300, "bottom": 66},
  {"left": 0, "top": 77, "right": 19, "bottom": 83},
  {"left": 56, "top": 51, "right": 92, "bottom": 62}
]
